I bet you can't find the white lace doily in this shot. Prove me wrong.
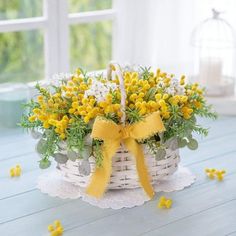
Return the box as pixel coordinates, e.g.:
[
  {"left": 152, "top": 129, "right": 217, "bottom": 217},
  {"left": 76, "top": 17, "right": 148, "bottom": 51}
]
[{"left": 37, "top": 165, "right": 196, "bottom": 209}]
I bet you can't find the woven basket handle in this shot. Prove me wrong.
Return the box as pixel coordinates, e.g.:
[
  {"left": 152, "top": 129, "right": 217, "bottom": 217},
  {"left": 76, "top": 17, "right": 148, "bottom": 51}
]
[{"left": 107, "top": 62, "right": 127, "bottom": 125}]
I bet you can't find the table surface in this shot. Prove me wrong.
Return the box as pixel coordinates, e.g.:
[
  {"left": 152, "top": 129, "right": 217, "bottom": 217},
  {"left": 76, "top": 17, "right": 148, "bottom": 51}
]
[{"left": 0, "top": 116, "right": 236, "bottom": 236}]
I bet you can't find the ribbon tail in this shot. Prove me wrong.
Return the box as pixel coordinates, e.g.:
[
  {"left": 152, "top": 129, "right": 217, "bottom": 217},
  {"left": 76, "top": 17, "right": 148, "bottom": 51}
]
[
  {"left": 86, "top": 139, "right": 120, "bottom": 198},
  {"left": 124, "top": 138, "right": 155, "bottom": 199}
]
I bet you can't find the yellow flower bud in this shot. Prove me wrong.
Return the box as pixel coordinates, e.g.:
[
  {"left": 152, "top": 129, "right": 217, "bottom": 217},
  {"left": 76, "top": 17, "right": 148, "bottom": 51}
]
[
  {"left": 69, "top": 108, "right": 75, "bottom": 114},
  {"left": 155, "top": 94, "right": 162, "bottom": 100},
  {"left": 43, "top": 122, "right": 50, "bottom": 129},
  {"left": 59, "top": 133, "right": 66, "bottom": 139},
  {"left": 37, "top": 95, "right": 43, "bottom": 102},
  {"left": 28, "top": 115, "right": 36, "bottom": 122},
  {"left": 138, "top": 92, "right": 145, "bottom": 98},
  {"left": 84, "top": 116, "right": 90, "bottom": 123},
  {"left": 163, "top": 94, "right": 169, "bottom": 100},
  {"left": 48, "top": 224, "right": 54, "bottom": 232},
  {"left": 158, "top": 99, "right": 166, "bottom": 107}
]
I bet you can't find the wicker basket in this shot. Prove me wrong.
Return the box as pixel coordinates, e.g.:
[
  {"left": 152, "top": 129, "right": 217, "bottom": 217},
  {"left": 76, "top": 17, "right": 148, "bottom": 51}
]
[
  {"left": 57, "top": 63, "right": 180, "bottom": 190},
  {"left": 58, "top": 145, "right": 180, "bottom": 189}
]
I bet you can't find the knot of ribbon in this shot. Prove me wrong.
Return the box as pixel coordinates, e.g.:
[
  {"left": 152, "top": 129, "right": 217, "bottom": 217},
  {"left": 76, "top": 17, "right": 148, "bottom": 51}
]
[
  {"left": 86, "top": 112, "right": 165, "bottom": 199},
  {"left": 119, "top": 125, "right": 133, "bottom": 139}
]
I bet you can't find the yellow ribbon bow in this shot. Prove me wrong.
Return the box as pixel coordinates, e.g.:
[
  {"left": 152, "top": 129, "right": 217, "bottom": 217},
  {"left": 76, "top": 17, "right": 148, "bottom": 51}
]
[{"left": 86, "top": 112, "right": 165, "bottom": 199}]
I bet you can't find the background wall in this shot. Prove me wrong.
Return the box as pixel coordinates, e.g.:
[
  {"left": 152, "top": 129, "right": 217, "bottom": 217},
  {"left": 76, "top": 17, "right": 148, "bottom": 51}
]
[{"left": 113, "top": 0, "right": 236, "bottom": 77}]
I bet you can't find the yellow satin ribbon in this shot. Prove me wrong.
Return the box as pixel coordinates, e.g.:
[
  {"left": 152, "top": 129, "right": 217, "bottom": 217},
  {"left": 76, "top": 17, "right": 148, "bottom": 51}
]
[{"left": 86, "top": 112, "right": 165, "bottom": 199}]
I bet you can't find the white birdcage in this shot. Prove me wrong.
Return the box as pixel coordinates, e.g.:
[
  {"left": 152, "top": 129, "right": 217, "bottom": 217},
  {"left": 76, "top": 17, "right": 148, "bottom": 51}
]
[{"left": 191, "top": 9, "right": 236, "bottom": 97}]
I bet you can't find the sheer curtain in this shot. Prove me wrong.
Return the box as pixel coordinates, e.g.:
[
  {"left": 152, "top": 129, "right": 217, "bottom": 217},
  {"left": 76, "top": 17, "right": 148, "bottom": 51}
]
[{"left": 113, "top": 0, "right": 236, "bottom": 77}]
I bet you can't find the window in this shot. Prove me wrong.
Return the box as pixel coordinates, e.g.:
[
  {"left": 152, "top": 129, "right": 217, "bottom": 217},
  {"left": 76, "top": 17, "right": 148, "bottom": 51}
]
[{"left": 0, "top": 0, "right": 115, "bottom": 84}]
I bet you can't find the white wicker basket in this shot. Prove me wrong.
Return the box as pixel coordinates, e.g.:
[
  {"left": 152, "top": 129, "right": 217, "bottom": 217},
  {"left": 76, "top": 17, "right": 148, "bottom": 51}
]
[
  {"left": 58, "top": 145, "right": 180, "bottom": 189},
  {"left": 57, "top": 63, "right": 180, "bottom": 190}
]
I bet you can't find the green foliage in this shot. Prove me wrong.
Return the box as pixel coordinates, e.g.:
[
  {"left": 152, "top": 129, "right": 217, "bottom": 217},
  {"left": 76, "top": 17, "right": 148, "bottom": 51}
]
[
  {"left": 66, "top": 117, "right": 92, "bottom": 151},
  {"left": 92, "top": 139, "right": 103, "bottom": 167},
  {"left": 35, "top": 83, "right": 50, "bottom": 98},
  {"left": 161, "top": 96, "right": 217, "bottom": 143},
  {"left": 20, "top": 99, "right": 41, "bottom": 129},
  {"left": 104, "top": 113, "right": 120, "bottom": 124},
  {"left": 126, "top": 107, "right": 143, "bottom": 124},
  {"left": 144, "top": 87, "right": 157, "bottom": 101},
  {"left": 42, "top": 129, "right": 60, "bottom": 158},
  {"left": 140, "top": 66, "right": 152, "bottom": 80}
]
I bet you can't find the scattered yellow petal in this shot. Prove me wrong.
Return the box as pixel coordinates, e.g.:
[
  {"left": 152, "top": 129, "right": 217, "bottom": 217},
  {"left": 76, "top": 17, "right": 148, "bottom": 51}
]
[{"left": 157, "top": 196, "right": 172, "bottom": 209}]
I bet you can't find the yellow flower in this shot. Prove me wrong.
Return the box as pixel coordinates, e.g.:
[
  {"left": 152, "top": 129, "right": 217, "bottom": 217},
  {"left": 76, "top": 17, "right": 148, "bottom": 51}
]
[
  {"left": 180, "top": 95, "right": 188, "bottom": 103},
  {"left": 84, "top": 116, "right": 90, "bottom": 123},
  {"left": 158, "top": 99, "right": 166, "bottom": 107},
  {"left": 155, "top": 94, "right": 162, "bottom": 101},
  {"left": 181, "top": 106, "right": 193, "bottom": 119},
  {"left": 80, "top": 111, "right": 87, "bottom": 116},
  {"left": 59, "top": 133, "right": 66, "bottom": 139},
  {"left": 193, "top": 100, "right": 202, "bottom": 109},
  {"left": 10, "top": 165, "right": 22, "bottom": 177},
  {"left": 143, "top": 84, "right": 150, "bottom": 90},
  {"left": 162, "top": 111, "right": 170, "bottom": 119},
  {"left": 48, "top": 220, "right": 64, "bottom": 236},
  {"left": 72, "top": 101, "right": 79, "bottom": 109},
  {"left": 157, "top": 196, "right": 172, "bottom": 209},
  {"left": 33, "top": 108, "right": 41, "bottom": 115},
  {"left": 43, "top": 122, "right": 50, "bottom": 129},
  {"left": 156, "top": 68, "right": 161, "bottom": 77},
  {"left": 162, "top": 94, "right": 169, "bottom": 100},
  {"left": 37, "top": 95, "right": 43, "bottom": 102},
  {"left": 139, "top": 107, "right": 147, "bottom": 115},
  {"left": 69, "top": 108, "right": 76, "bottom": 114},
  {"left": 72, "top": 96, "right": 78, "bottom": 102},
  {"left": 28, "top": 115, "right": 36, "bottom": 122},
  {"left": 138, "top": 92, "right": 145, "bottom": 98},
  {"left": 148, "top": 101, "right": 158, "bottom": 109},
  {"left": 129, "top": 94, "right": 138, "bottom": 102},
  {"left": 113, "top": 104, "right": 121, "bottom": 110},
  {"left": 180, "top": 75, "right": 185, "bottom": 85}
]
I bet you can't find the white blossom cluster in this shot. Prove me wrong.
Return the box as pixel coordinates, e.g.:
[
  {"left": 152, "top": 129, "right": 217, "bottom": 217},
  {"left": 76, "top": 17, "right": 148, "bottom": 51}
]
[
  {"left": 159, "top": 78, "right": 185, "bottom": 95},
  {"left": 84, "top": 80, "right": 117, "bottom": 102}
]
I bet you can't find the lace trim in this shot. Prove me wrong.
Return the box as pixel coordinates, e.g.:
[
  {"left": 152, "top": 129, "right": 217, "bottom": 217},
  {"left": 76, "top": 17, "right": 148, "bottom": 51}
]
[{"left": 37, "top": 165, "right": 196, "bottom": 209}]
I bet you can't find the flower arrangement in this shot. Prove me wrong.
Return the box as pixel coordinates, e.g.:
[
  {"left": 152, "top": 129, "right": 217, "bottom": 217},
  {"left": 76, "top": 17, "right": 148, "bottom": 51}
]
[{"left": 21, "top": 64, "right": 216, "bottom": 170}]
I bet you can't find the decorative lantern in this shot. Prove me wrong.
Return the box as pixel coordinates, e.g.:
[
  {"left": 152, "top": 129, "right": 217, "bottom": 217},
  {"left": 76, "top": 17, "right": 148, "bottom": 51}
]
[{"left": 191, "top": 9, "right": 236, "bottom": 97}]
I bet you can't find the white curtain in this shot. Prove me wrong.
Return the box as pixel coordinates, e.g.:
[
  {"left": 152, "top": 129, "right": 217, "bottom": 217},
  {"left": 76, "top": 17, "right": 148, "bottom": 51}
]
[{"left": 113, "top": 0, "right": 236, "bottom": 77}]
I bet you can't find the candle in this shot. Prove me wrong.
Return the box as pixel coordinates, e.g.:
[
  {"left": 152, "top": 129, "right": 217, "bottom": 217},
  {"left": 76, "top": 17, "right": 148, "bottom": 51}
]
[{"left": 199, "top": 58, "right": 222, "bottom": 86}]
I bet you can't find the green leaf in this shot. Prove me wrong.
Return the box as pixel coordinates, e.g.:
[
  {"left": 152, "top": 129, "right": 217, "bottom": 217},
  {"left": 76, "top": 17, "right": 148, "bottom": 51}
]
[
  {"left": 144, "top": 87, "right": 157, "bottom": 101},
  {"left": 177, "top": 138, "right": 188, "bottom": 148},
  {"left": 39, "top": 159, "right": 51, "bottom": 169},
  {"left": 155, "top": 149, "right": 166, "bottom": 160},
  {"left": 67, "top": 150, "right": 78, "bottom": 161},
  {"left": 187, "top": 138, "right": 198, "bottom": 150},
  {"left": 165, "top": 138, "right": 178, "bottom": 150},
  {"left": 36, "top": 139, "right": 47, "bottom": 154},
  {"left": 53, "top": 153, "right": 68, "bottom": 164},
  {"left": 80, "top": 145, "right": 92, "bottom": 159}
]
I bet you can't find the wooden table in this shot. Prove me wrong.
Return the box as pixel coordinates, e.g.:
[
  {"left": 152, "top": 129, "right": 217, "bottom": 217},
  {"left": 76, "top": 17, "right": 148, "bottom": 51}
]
[{"left": 0, "top": 116, "right": 236, "bottom": 236}]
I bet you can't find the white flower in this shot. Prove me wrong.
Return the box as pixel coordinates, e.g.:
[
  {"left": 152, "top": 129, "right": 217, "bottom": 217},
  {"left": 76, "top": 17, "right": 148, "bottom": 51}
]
[
  {"left": 176, "top": 86, "right": 185, "bottom": 95},
  {"left": 163, "top": 77, "right": 185, "bottom": 95},
  {"left": 165, "top": 87, "right": 176, "bottom": 95},
  {"left": 84, "top": 80, "right": 117, "bottom": 102}
]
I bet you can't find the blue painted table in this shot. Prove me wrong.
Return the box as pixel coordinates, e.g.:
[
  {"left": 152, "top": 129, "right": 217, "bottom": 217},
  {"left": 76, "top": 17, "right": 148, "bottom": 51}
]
[{"left": 0, "top": 116, "right": 236, "bottom": 236}]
